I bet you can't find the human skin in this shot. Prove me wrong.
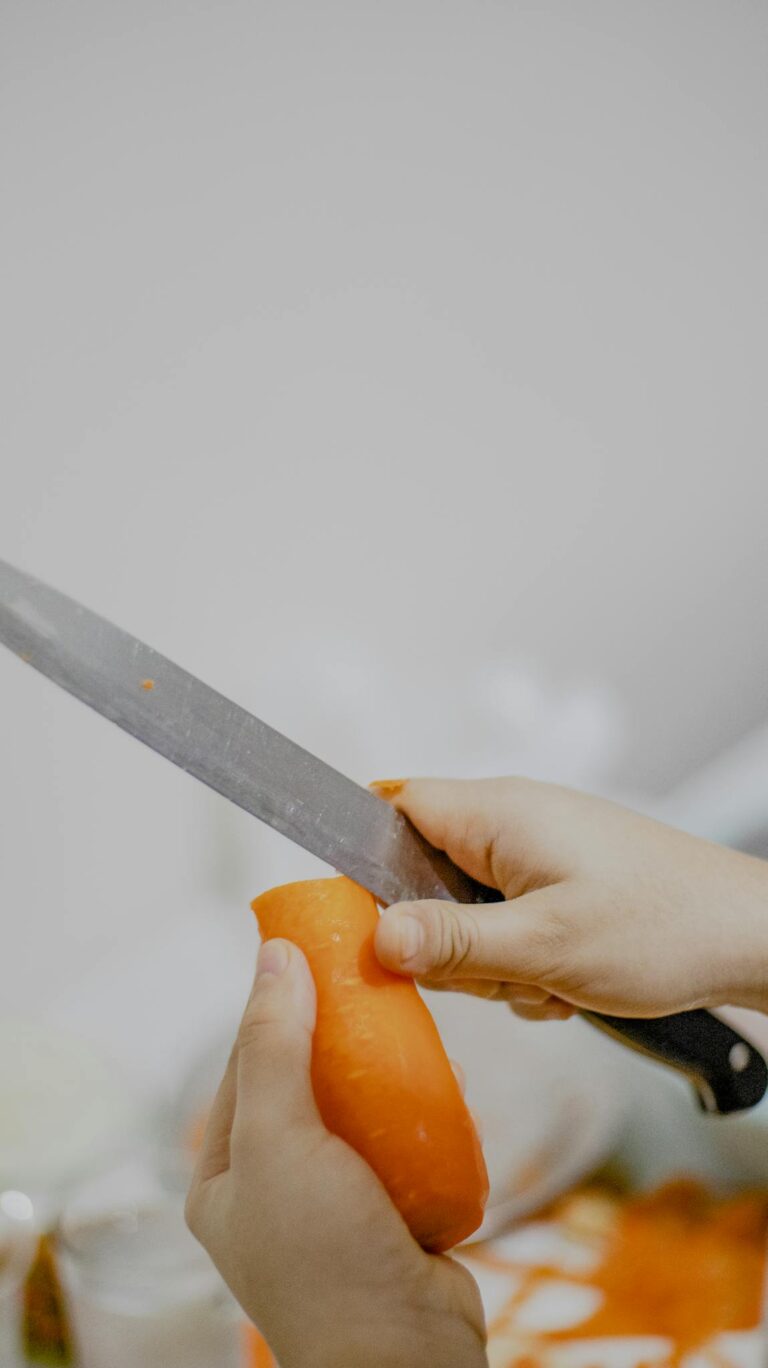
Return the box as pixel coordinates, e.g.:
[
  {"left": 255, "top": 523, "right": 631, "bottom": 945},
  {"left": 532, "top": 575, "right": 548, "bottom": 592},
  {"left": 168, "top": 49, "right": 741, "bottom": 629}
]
[
  {"left": 185, "top": 938, "right": 487, "bottom": 1368},
  {"left": 188, "top": 776, "right": 768, "bottom": 1365},
  {"left": 373, "top": 777, "right": 768, "bottom": 1020}
]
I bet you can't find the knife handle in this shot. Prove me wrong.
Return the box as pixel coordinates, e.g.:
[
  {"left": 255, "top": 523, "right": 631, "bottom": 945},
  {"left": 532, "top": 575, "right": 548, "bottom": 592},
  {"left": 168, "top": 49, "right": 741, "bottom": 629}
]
[{"left": 581, "top": 1008, "right": 768, "bottom": 1114}]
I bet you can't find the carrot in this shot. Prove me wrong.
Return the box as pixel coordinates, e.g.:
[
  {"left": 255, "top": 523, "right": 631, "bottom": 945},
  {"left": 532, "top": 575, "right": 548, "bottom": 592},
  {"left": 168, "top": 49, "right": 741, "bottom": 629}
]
[{"left": 251, "top": 876, "right": 489, "bottom": 1253}]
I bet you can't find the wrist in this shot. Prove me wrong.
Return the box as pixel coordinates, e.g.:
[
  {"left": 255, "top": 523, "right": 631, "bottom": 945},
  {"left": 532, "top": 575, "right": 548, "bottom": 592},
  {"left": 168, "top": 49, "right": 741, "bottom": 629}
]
[
  {"left": 279, "top": 1308, "right": 487, "bottom": 1368},
  {"left": 317, "top": 1328, "right": 486, "bottom": 1368},
  {"left": 727, "top": 851, "right": 768, "bottom": 1014},
  {"left": 709, "top": 848, "right": 768, "bottom": 1015}
]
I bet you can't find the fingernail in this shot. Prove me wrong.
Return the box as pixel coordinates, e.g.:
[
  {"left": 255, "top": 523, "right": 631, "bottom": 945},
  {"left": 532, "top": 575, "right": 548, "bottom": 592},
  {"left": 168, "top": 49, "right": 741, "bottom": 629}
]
[
  {"left": 511, "top": 986, "right": 548, "bottom": 1006},
  {"left": 257, "top": 939, "right": 290, "bottom": 979},
  {"left": 369, "top": 779, "right": 406, "bottom": 799}
]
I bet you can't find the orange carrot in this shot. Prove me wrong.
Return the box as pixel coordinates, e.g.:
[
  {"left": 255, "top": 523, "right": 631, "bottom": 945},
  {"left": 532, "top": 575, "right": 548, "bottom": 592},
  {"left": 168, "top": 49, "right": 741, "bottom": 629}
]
[{"left": 251, "top": 876, "right": 489, "bottom": 1253}]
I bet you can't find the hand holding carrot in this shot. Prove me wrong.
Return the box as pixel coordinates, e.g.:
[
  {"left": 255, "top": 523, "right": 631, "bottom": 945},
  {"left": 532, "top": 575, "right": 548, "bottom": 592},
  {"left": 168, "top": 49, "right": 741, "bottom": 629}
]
[
  {"left": 373, "top": 778, "right": 768, "bottom": 1020},
  {"left": 185, "top": 939, "right": 487, "bottom": 1368},
  {"left": 252, "top": 878, "right": 488, "bottom": 1253}
]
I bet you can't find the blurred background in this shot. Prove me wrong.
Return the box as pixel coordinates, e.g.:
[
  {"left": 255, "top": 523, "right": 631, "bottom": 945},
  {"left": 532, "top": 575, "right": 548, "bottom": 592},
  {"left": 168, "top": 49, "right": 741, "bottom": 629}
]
[{"left": 2, "top": 2, "right": 768, "bottom": 1364}]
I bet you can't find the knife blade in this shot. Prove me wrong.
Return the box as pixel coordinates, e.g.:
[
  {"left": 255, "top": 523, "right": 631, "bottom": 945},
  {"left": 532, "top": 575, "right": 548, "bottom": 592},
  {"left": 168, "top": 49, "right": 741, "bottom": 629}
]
[
  {"left": 0, "top": 557, "right": 765, "bottom": 1115},
  {"left": 0, "top": 559, "right": 493, "bottom": 907}
]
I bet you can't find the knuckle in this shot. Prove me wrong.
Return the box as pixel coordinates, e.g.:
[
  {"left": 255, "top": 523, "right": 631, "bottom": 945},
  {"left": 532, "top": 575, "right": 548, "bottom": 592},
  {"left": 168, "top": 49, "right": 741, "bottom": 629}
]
[
  {"left": 424, "top": 903, "right": 480, "bottom": 976},
  {"left": 238, "top": 993, "right": 286, "bottom": 1048},
  {"left": 521, "top": 904, "right": 574, "bottom": 978}
]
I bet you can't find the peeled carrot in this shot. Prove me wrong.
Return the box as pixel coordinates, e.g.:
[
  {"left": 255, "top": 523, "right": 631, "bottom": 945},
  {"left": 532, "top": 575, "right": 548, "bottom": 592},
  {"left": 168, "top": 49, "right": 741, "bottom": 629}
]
[{"left": 251, "top": 876, "right": 489, "bottom": 1253}]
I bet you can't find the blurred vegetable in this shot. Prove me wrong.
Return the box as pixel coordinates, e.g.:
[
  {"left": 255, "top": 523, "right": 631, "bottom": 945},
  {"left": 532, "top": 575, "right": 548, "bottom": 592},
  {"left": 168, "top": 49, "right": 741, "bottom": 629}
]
[{"left": 23, "top": 1235, "right": 74, "bottom": 1366}]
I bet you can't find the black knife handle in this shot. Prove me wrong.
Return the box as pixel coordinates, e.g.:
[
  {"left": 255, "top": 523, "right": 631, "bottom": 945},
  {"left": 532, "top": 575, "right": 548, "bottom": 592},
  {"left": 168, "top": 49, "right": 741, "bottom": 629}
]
[{"left": 580, "top": 1008, "right": 768, "bottom": 1114}]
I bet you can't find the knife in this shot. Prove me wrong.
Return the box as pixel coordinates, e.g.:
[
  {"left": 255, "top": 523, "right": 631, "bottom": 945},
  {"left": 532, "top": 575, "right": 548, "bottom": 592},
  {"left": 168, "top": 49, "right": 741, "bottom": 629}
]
[{"left": 0, "top": 558, "right": 765, "bottom": 1115}]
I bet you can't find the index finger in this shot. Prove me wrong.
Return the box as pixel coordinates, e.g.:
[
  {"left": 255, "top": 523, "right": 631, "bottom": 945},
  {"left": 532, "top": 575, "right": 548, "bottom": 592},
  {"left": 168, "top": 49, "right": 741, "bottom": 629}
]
[{"left": 371, "top": 777, "right": 527, "bottom": 889}]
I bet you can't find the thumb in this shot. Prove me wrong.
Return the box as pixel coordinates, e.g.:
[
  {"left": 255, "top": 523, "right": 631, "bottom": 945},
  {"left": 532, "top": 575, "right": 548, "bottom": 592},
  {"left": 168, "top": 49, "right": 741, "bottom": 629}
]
[
  {"left": 375, "top": 886, "right": 576, "bottom": 988},
  {"left": 232, "top": 939, "right": 320, "bottom": 1142}
]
